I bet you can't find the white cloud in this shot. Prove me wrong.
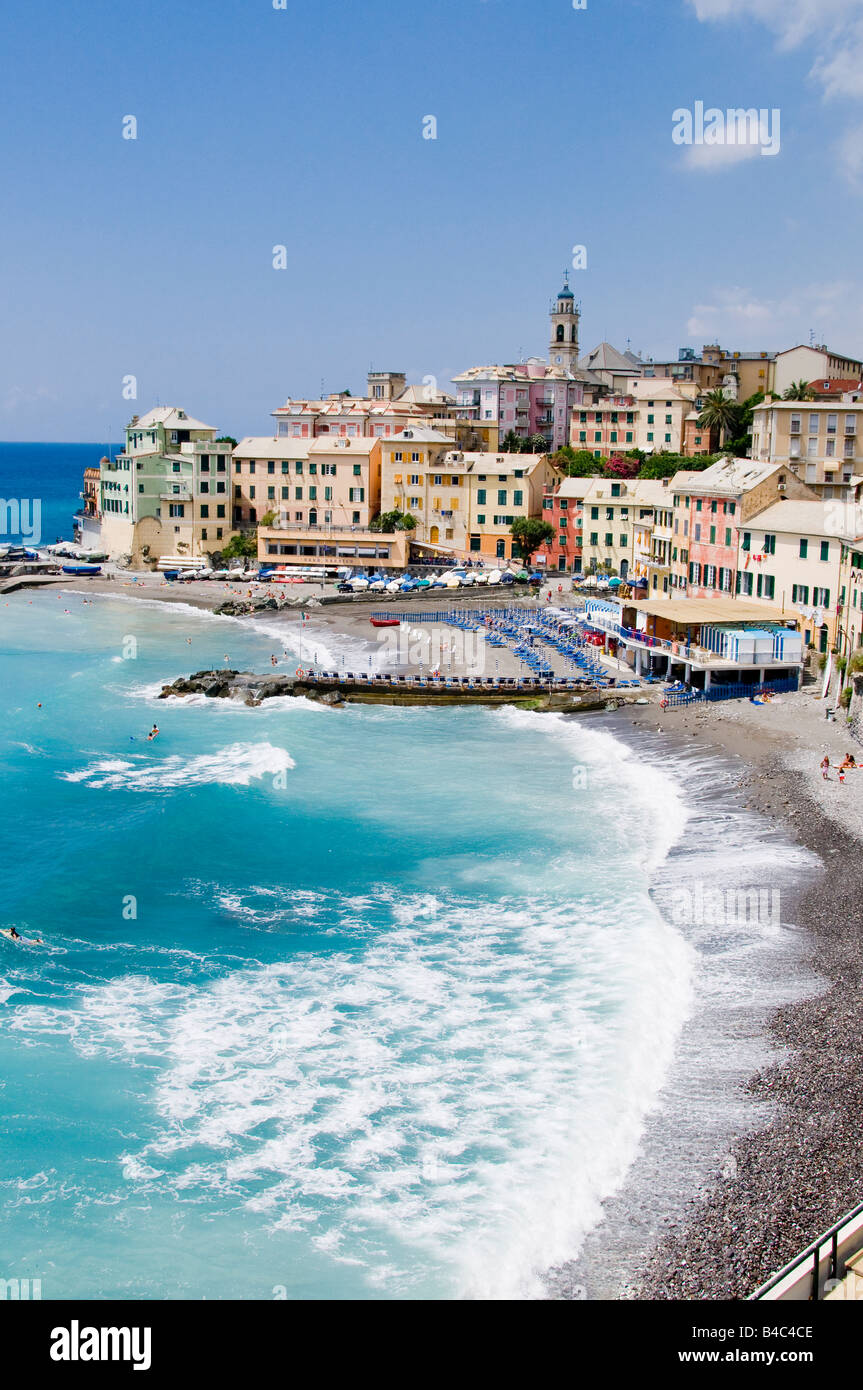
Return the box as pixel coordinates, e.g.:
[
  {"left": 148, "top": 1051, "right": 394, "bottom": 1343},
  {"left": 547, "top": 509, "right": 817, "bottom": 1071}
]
[
  {"left": 684, "top": 282, "right": 863, "bottom": 348},
  {"left": 836, "top": 121, "right": 863, "bottom": 186},
  {"left": 686, "top": 0, "right": 863, "bottom": 179},
  {"left": 681, "top": 141, "right": 763, "bottom": 170}
]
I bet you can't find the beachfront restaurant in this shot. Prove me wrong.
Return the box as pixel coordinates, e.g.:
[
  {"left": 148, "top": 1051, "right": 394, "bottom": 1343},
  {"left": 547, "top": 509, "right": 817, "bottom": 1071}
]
[{"left": 581, "top": 597, "right": 805, "bottom": 692}]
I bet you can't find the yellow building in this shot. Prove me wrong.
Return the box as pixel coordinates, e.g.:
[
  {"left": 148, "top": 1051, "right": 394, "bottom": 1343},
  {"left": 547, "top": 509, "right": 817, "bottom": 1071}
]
[
  {"left": 233, "top": 436, "right": 381, "bottom": 532},
  {"left": 750, "top": 400, "right": 863, "bottom": 500},
  {"left": 379, "top": 433, "right": 560, "bottom": 561}
]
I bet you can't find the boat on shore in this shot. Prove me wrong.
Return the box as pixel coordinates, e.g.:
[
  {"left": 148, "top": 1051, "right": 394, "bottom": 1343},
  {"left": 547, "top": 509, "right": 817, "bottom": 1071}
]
[
  {"left": 370, "top": 617, "right": 400, "bottom": 628},
  {"left": 61, "top": 563, "right": 102, "bottom": 576}
]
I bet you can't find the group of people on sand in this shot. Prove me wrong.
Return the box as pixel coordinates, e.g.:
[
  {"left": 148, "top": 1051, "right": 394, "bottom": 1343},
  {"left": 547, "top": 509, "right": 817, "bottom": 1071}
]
[{"left": 821, "top": 752, "right": 859, "bottom": 784}]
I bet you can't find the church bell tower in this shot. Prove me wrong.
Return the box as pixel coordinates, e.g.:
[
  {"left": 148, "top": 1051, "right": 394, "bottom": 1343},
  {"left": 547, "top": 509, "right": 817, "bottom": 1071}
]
[{"left": 549, "top": 273, "right": 579, "bottom": 371}]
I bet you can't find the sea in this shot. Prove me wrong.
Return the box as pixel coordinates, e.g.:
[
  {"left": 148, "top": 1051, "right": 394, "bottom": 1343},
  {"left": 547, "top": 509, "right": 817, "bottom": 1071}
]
[
  {"left": 0, "top": 447, "right": 821, "bottom": 1300},
  {"left": 0, "top": 442, "right": 120, "bottom": 548}
]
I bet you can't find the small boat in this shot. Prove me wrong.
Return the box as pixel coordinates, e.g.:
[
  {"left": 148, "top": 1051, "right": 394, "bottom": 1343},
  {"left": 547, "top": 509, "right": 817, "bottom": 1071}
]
[
  {"left": 61, "top": 563, "right": 102, "bottom": 576},
  {"left": 370, "top": 617, "right": 400, "bottom": 627}
]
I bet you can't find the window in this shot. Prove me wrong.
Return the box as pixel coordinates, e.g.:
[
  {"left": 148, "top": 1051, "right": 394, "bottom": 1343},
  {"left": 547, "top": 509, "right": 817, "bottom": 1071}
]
[
  {"left": 590, "top": 506, "right": 599, "bottom": 520},
  {"left": 605, "top": 533, "right": 613, "bottom": 547},
  {"left": 799, "top": 538, "right": 808, "bottom": 559},
  {"left": 200, "top": 504, "right": 209, "bottom": 518},
  {"left": 497, "top": 490, "right": 507, "bottom": 505},
  {"left": 513, "top": 490, "right": 523, "bottom": 506},
  {"left": 696, "top": 499, "right": 702, "bottom": 511},
  {"left": 792, "top": 584, "right": 809, "bottom": 604},
  {"left": 589, "top": 532, "right": 598, "bottom": 546},
  {"left": 820, "top": 540, "right": 830, "bottom": 561},
  {"left": 763, "top": 534, "right": 775, "bottom": 555},
  {"left": 619, "top": 534, "right": 627, "bottom": 547},
  {"left": 725, "top": 528, "right": 731, "bottom": 547},
  {"left": 741, "top": 531, "right": 750, "bottom": 551}
]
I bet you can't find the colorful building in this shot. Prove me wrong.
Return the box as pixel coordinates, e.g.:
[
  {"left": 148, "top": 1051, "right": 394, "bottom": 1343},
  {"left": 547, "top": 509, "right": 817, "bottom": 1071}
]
[
  {"left": 736, "top": 500, "right": 845, "bottom": 651},
  {"left": 669, "top": 456, "right": 818, "bottom": 599},
  {"left": 452, "top": 279, "right": 587, "bottom": 452},
  {"left": 380, "top": 445, "right": 560, "bottom": 562},
  {"left": 233, "top": 436, "right": 381, "bottom": 534},
  {"left": 257, "top": 522, "right": 410, "bottom": 572},
  {"left": 750, "top": 399, "right": 863, "bottom": 500},
  {"left": 582, "top": 595, "right": 804, "bottom": 691},
  {"left": 772, "top": 344, "right": 863, "bottom": 398},
  {"left": 534, "top": 477, "right": 593, "bottom": 573},
  {"left": 98, "top": 407, "right": 234, "bottom": 564}
]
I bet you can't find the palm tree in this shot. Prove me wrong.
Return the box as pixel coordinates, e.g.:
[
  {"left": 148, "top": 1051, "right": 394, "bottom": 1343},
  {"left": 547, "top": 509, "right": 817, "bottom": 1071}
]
[
  {"left": 697, "top": 388, "right": 739, "bottom": 448},
  {"left": 782, "top": 379, "right": 815, "bottom": 401}
]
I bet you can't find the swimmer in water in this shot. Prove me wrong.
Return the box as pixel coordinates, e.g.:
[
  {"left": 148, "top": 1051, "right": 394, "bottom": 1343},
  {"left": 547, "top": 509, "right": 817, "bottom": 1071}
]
[{"left": 147, "top": 725, "right": 160, "bottom": 741}]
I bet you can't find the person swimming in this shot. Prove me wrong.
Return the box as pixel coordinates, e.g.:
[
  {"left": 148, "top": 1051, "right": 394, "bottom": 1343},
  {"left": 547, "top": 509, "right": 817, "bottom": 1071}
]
[
  {"left": 147, "top": 725, "right": 159, "bottom": 741},
  {"left": 9, "top": 925, "right": 20, "bottom": 939}
]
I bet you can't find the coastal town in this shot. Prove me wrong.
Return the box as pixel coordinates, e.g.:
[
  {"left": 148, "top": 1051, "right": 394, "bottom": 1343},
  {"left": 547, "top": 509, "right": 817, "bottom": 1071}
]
[{"left": 5, "top": 278, "right": 857, "bottom": 716}]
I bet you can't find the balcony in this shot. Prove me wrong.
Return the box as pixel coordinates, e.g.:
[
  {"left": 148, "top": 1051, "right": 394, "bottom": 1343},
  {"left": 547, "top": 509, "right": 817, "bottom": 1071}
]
[{"left": 160, "top": 489, "right": 193, "bottom": 502}]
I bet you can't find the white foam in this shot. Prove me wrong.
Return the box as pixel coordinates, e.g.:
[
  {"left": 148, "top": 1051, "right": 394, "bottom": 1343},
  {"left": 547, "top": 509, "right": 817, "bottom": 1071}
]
[
  {"left": 10, "top": 883, "right": 693, "bottom": 1300},
  {"left": 61, "top": 742, "right": 295, "bottom": 791}
]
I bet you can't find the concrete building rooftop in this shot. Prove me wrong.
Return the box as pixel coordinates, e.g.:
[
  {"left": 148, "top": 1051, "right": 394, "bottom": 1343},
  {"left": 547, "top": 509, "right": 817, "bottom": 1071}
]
[{"left": 625, "top": 597, "right": 802, "bottom": 624}]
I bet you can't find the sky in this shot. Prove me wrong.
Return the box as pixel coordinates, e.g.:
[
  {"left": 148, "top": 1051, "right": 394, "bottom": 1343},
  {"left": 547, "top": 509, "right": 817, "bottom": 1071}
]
[{"left": 1, "top": 0, "right": 862, "bottom": 442}]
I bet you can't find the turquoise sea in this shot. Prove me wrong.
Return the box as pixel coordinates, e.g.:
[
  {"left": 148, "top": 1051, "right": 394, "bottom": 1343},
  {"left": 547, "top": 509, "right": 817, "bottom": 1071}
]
[
  {"left": 0, "top": 587, "right": 701, "bottom": 1300},
  {"left": 0, "top": 442, "right": 120, "bottom": 546}
]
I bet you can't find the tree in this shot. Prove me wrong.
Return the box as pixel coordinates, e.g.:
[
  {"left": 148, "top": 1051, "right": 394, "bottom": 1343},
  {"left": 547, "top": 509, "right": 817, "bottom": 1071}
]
[
  {"left": 721, "top": 390, "right": 764, "bottom": 455},
  {"left": 606, "top": 453, "right": 639, "bottom": 479},
  {"left": 500, "top": 430, "right": 522, "bottom": 453},
  {"left": 637, "top": 451, "right": 719, "bottom": 479},
  {"left": 510, "top": 516, "right": 553, "bottom": 562},
  {"left": 369, "top": 509, "right": 417, "bottom": 533},
  {"left": 521, "top": 433, "right": 549, "bottom": 454},
  {"left": 220, "top": 532, "right": 258, "bottom": 559},
  {"left": 782, "top": 380, "right": 815, "bottom": 401},
  {"left": 550, "top": 447, "right": 605, "bottom": 477},
  {"left": 215, "top": 436, "right": 238, "bottom": 447},
  {"left": 697, "top": 388, "right": 739, "bottom": 447}
]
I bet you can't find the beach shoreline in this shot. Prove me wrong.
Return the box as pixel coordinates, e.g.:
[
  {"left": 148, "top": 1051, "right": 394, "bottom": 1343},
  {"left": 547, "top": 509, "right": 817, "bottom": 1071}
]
[
  {"left": 566, "top": 691, "right": 863, "bottom": 1300},
  {"left": 11, "top": 581, "right": 862, "bottom": 1299}
]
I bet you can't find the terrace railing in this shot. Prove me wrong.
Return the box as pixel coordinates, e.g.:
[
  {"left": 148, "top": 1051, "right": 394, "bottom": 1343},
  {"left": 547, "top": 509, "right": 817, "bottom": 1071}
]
[{"left": 749, "top": 1199, "right": 863, "bottom": 1301}]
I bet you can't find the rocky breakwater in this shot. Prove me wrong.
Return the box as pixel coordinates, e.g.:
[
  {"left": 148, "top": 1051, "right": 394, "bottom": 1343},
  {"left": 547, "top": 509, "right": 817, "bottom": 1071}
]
[{"left": 159, "top": 669, "right": 344, "bottom": 707}]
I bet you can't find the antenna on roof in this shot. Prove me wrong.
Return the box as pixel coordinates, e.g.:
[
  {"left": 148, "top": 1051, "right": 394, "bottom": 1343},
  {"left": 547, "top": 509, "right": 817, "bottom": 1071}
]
[{"left": 809, "top": 328, "right": 815, "bottom": 346}]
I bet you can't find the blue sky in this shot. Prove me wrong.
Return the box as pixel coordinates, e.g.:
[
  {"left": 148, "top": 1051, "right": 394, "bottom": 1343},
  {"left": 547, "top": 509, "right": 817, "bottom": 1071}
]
[{"left": 1, "top": 0, "right": 862, "bottom": 441}]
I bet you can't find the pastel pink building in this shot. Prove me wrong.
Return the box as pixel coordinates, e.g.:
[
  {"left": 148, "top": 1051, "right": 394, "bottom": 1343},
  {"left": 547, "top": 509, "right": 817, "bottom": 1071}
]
[{"left": 452, "top": 279, "right": 586, "bottom": 451}]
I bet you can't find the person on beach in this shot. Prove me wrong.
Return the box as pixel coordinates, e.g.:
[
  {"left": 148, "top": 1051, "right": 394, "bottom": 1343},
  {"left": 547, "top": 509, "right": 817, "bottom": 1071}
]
[
  {"left": 841, "top": 753, "right": 857, "bottom": 769},
  {"left": 820, "top": 755, "right": 831, "bottom": 779}
]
